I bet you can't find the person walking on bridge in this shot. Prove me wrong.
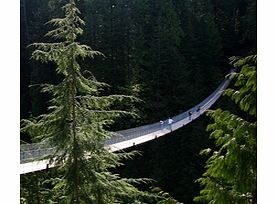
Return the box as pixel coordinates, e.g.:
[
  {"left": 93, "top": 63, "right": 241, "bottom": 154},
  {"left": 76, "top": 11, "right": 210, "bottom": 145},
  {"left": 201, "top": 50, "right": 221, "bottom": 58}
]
[
  {"left": 168, "top": 118, "right": 173, "bottom": 124},
  {"left": 168, "top": 118, "right": 174, "bottom": 131},
  {"left": 160, "top": 120, "right": 165, "bottom": 129},
  {"left": 197, "top": 106, "right": 201, "bottom": 116},
  {"left": 189, "top": 111, "right": 192, "bottom": 121}
]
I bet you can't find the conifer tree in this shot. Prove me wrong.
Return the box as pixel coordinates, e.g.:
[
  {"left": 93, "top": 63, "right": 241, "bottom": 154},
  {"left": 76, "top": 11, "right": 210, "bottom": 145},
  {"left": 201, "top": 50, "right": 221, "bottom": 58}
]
[
  {"left": 194, "top": 55, "right": 257, "bottom": 204},
  {"left": 21, "top": 1, "right": 178, "bottom": 203}
]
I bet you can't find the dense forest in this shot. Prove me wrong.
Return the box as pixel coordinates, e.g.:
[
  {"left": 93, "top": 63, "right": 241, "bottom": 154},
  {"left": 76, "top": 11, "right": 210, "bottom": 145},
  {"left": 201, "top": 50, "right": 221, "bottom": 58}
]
[{"left": 20, "top": 0, "right": 256, "bottom": 203}]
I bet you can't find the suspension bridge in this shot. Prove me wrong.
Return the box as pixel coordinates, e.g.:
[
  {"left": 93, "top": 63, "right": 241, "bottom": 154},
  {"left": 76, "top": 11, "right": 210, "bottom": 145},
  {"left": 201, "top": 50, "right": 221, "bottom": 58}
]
[{"left": 20, "top": 73, "right": 233, "bottom": 174}]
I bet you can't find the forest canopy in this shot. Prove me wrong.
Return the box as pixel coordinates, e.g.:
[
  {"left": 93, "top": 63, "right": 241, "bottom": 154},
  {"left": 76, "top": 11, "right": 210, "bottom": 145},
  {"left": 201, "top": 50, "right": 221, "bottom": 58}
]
[{"left": 20, "top": 0, "right": 256, "bottom": 203}]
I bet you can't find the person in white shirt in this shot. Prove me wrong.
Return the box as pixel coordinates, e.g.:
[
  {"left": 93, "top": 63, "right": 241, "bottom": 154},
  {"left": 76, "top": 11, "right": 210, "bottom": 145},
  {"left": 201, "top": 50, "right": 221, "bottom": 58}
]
[{"left": 168, "top": 118, "right": 174, "bottom": 131}]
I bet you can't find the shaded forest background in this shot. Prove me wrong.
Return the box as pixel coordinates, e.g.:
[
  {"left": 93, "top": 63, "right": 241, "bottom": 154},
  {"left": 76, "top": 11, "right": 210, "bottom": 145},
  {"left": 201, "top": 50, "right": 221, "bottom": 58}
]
[{"left": 20, "top": 0, "right": 256, "bottom": 202}]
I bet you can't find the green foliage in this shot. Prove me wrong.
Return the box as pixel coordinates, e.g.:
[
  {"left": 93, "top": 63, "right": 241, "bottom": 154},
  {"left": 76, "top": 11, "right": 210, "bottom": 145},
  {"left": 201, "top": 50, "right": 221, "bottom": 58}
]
[
  {"left": 21, "top": 1, "right": 178, "bottom": 203},
  {"left": 225, "top": 55, "right": 257, "bottom": 116},
  {"left": 148, "top": 187, "right": 180, "bottom": 204},
  {"left": 21, "top": 0, "right": 257, "bottom": 202},
  {"left": 194, "top": 55, "right": 257, "bottom": 204}
]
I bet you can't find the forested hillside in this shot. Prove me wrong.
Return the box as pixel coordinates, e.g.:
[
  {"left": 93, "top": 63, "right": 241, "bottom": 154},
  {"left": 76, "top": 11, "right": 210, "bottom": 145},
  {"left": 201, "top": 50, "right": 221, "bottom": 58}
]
[{"left": 20, "top": 0, "right": 256, "bottom": 203}]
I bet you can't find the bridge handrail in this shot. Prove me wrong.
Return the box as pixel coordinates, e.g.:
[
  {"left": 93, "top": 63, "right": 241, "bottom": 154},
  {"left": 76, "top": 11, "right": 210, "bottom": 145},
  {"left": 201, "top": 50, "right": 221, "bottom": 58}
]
[{"left": 20, "top": 74, "right": 232, "bottom": 166}]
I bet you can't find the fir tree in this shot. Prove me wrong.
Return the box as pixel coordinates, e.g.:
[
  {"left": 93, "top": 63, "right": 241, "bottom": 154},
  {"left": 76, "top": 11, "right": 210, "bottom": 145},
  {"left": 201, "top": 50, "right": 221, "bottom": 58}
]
[
  {"left": 21, "top": 1, "right": 178, "bottom": 203},
  {"left": 194, "top": 55, "right": 257, "bottom": 204}
]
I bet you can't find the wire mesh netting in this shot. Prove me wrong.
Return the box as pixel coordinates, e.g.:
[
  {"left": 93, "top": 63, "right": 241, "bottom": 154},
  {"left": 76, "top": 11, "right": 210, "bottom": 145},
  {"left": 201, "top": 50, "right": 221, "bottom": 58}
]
[{"left": 20, "top": 77, "right": 231, "bottom": 166}]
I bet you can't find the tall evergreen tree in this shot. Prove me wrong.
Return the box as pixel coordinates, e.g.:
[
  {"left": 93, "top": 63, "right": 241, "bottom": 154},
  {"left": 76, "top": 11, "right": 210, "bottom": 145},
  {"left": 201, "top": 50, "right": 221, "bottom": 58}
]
[
  {"left": 20, "top": 0, "right": 257, "bottom": 202},
  {"left": 194, "top": 55, "right": 257, "bottom": 204},
  {"left": 21, "top": 1, "right": 178, "bottom": 203}
]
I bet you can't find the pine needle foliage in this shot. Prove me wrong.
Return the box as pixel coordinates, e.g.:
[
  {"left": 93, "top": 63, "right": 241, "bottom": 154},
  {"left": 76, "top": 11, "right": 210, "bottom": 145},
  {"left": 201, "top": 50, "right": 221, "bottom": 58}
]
[
  {"left": 194, "top": 55, "right": 257, "bottom": 204},
  {"left": 21, "top": 1, "right": 176, "bottom": 203},
  {"left": 225, "top": 55, "right": 257, "bottom": 117}
]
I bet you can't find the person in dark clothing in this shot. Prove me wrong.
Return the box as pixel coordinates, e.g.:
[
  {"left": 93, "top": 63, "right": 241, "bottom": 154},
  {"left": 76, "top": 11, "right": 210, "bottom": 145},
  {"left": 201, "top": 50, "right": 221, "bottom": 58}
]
[
  {"left": 197, "top": 106, "right": 201, "bottom": 112},
  {"left": 196, "top": 106, "right": 202, "bottom": 117},
  {"left": 189, "top": 111, "right": 192, "bottom": 121}
]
